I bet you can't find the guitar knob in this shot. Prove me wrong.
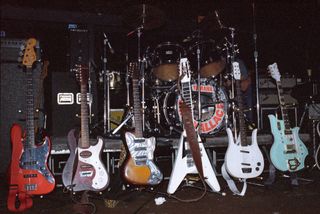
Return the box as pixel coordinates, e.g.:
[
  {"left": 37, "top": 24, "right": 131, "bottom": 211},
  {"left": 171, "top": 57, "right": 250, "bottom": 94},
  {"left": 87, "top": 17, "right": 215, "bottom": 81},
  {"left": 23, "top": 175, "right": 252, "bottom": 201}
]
[{"left": 257, "top": 162, "right": 261, "bottom": 166}]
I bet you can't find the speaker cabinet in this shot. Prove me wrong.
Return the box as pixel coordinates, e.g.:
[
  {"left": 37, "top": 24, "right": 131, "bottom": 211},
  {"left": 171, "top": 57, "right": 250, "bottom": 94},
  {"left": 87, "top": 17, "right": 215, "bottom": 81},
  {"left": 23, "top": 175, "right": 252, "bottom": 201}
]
[
  {"left": 0, "top": 62, "right": 43, "bottom": 173},
  {"left": 48, "top": 72, "right": 98, "bottom": 138}
]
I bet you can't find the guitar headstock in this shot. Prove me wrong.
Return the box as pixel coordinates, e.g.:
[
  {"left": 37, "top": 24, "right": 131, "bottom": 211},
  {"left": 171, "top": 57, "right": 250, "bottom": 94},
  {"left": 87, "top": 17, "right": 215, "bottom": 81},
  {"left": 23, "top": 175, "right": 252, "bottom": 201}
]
[
  {"left": 232, "top": 61, "right": 241, "bottom": 80},
  {"left": 268, "top": 63, "right": 281, "bottom": 82},
  {"left": 75, "top": 64, "right": 89, "bottom": 85},
  {"left": 22, "top": 38, "right": 37, "bottom": 68},
  {"left": 179, "top": 58, "right": 191, "bottom": 83}
]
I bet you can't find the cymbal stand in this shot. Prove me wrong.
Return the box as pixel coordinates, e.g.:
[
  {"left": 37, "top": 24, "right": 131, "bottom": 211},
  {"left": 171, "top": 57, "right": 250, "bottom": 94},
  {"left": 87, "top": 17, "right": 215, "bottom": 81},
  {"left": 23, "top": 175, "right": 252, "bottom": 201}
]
[
  {"left": 228, "top": 27, "right": 238, "bottom": 138},
  {"left": 196, "top": 43, "right": 202, "bottom": 133},
  {"left": 103, "top": 33, "right": 111, "bottom": 135},
  {"left": 125, "top": 53, "right": 130, "bottom": 106}
]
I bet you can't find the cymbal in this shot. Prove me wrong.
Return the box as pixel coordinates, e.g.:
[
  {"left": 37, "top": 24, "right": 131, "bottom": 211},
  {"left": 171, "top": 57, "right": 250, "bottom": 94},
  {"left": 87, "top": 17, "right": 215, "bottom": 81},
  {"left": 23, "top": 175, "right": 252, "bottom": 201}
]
[{"left": 122, "top": 4, "right": 165, "bottom": 30}]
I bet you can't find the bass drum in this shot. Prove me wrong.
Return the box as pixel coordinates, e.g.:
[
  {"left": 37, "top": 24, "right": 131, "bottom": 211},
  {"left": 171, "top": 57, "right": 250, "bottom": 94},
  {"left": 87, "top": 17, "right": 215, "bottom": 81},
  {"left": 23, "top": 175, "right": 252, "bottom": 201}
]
[{"left": 161, "top": 80, "right": 229, "bottom": 135}]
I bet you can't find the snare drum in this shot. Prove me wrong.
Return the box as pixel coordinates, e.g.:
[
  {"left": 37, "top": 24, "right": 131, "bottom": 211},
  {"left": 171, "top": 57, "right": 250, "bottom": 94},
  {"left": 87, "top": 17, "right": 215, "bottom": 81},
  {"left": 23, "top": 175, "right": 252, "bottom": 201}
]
[
  {"left": 151, "top": 42, "right": 185, "bottom": 82},
  {"left": 188, "top": 40, "right": 226, "bottom": 78},
  {"left": 156, "top": 80, "right": 229, "bottom": 135}
]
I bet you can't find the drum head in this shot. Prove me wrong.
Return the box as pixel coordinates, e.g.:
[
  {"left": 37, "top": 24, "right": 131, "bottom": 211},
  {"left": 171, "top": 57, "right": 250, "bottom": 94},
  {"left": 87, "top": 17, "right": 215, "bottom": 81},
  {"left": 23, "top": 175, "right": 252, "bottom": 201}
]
[
  {"left": 161, "top": 81, "right": 229, "bottom": 135},
  {"left": 151, "top": 42, "right": 185, "bottom": 81},
  {"left": 188, "top": 40, "right": 226, "bottom": 78}
]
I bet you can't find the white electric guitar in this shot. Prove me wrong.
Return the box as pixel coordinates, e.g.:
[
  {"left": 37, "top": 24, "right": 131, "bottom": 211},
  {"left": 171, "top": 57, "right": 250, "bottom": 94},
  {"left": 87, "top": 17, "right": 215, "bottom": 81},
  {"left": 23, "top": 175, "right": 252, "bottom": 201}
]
[
  {"left": 224, "top": 61, "right": 264, "bottom": 179},
  {"left": 167, "top": 58, "right": 220, "bottom": 194}
]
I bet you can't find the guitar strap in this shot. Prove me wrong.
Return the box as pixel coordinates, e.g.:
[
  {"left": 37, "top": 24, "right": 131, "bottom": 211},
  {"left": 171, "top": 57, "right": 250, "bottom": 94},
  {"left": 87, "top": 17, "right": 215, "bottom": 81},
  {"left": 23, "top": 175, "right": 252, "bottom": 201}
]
[
  {"left": 180, "top": 101, "right": 204, "bottom": 179},
  {"left": 221, "top": 163, "right": 247, "bottom": 196}
]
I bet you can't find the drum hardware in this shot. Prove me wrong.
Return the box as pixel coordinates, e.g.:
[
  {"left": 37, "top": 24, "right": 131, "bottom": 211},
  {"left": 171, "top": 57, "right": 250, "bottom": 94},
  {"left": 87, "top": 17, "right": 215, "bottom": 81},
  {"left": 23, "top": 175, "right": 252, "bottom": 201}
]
[
  {"left": 102, "top": 32, "right": 115, "bottom": 135},
  {"left": 252, "top": 2, "right": 261, "bottom": 129}
]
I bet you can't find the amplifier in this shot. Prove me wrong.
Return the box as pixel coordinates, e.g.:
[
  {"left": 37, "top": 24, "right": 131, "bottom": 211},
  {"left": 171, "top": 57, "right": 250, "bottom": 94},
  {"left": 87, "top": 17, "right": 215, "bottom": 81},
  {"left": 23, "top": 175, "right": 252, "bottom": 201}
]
[
  {"left": 309, "top": 104, "right": 320, "bottom": 120},
  {"left": 48, "top": 72, "right": 98, "bottom": 137},
  {"left": 259, "top": 77, "right": 297, "bottom": 89},
  {"left": 0, "top": 38, "right": 41, "bottom": 62},
  {"left": 259, "top": 90, "right": 298, "bottom": 105}
]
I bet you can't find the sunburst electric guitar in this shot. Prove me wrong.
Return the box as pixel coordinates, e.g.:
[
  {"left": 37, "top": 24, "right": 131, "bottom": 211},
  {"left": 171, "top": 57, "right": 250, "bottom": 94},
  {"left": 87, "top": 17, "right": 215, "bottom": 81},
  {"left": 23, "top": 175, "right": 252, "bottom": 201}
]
[
  {"left": 7, "top": 38, "right": 55, "bottom": 212},
  {"left": 167, "top": 58, "right": 220, "bottom": 194},
  {"left": 62, "top": 64, "right": 109, "bottom": 192},
  {"left": 224, "top": 61, "right": 264, "bottom": 179},
  {"left": 121, "top": 62, "right": 163, "bottom": 185},
  {"left": 268, "top": 63, "right": 308, "bottom": 172}
]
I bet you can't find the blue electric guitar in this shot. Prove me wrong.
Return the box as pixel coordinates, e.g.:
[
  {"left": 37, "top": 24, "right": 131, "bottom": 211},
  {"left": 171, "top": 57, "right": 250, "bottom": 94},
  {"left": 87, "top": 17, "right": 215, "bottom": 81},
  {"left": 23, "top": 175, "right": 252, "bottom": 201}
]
[{"left": 268, "top": 63, "right": 308, "bottom": 172}]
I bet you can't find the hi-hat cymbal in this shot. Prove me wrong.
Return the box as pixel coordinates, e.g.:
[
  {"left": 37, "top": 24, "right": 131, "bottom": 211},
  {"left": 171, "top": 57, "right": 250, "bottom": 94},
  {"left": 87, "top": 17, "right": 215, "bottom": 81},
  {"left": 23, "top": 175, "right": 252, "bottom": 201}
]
[{"left": 122, "top": 4, "right": 165, "bottom": 30}]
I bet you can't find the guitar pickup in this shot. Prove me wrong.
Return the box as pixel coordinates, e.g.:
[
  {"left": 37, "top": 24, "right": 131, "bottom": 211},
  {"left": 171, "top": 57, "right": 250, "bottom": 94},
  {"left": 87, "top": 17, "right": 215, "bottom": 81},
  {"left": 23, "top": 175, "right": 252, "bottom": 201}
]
[
  {"left": 241, "top": 168, "right": 252, "bottom": 173},
  {"left": 285, "top": 144, "right": 296, "bottom": 154},
  {"left": 134, "top": 138, "right": 145, "bottom": 143},
  {"left": 134, "top": 147, "right": 147, "bottom": 151}
]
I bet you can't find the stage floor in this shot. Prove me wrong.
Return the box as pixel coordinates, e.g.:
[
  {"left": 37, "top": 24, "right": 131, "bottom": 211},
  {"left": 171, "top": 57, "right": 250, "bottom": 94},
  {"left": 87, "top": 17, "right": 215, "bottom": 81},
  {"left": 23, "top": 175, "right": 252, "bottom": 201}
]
[{"left": 1, "top": 169, "right": 320, "bottom": 214}]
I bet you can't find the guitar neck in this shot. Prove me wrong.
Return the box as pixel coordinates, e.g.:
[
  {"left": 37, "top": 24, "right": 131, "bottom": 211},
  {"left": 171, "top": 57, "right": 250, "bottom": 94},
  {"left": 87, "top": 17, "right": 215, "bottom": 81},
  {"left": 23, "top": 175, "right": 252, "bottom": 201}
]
[
  {"left": 276, "top": 81, "right": 292, "bottom": 134},
  {"left": 80, "top": 83, "right": 90, "bottom": 148},
  {"left": 181, "top": 82, "right": 193, "bottom": 112},
  {"left": 235, "top": 79, "right": 248, "bottom": 145},
  {"left": 132, "top": 79, "right": 143, "bottom": 138},
  {"left": 25, "top": 68, "right": 35, "bottom": 148}
]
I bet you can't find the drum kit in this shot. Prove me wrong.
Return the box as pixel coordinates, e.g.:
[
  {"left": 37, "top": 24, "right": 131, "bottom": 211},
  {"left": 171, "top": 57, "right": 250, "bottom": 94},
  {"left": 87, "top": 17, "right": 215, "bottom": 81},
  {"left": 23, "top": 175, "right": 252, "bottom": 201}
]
[{"left": 106, "top": 4, "right": 243, "bottom": 138}]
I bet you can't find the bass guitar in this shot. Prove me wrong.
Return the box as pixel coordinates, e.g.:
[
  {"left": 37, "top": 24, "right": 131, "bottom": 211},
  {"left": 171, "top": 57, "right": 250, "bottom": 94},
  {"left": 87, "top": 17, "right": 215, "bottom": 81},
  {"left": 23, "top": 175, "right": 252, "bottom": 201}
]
[
  {"left": 62, "top": 64, "right": 109, "bottom": 192},
  {"left": 268, "top": 62, "right": 308, "bottom": 172},
  {"left": 7, "top": 38, "right": 55, "bottom": 211},
  {"left": 224, "top": 61, "right": 264, "bottom": 179},
  {"left": 121, "top": 62, "right": 163, "bottom": 185},
  {"left": 167, "top": 58, "right": 220, "bottom": 194}
]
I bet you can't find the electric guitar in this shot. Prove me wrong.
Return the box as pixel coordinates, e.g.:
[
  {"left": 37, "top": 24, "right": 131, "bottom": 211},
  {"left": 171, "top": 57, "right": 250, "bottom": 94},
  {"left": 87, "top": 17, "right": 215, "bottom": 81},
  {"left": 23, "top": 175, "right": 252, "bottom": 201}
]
[
  {"left": 224, "top": 61, "right": 264, "bottom": 179},
  {"left": 167, "top": 58, "right": 220, "bottom": 194},
  {"left": 268, "top": 63, "right": 308, "bottom": 172},
  {"left": 62, "top": 64, "right": 109, "bottom": 192},
  {"left": 7, "top": 38, "right": 55, "bottom": 211},
  {"left": 121, "top": 62, "right": 163, "bottom": 185}
]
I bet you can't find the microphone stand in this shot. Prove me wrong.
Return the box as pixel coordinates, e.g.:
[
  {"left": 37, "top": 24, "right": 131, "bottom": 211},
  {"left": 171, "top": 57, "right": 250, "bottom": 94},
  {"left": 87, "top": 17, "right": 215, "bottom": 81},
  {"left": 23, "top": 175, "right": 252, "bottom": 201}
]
[
  {"left": 103, "top": 33, "right": 111, "bottom": 135},
  {"left": 252, "top": 1, "right": 261, "bottom": 129}
]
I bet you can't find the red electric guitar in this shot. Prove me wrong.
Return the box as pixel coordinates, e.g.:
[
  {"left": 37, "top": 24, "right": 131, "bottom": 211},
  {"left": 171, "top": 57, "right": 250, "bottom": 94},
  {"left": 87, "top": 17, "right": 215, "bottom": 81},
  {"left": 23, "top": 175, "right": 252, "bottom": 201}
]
[{"left": 7, "top": 38, "right": 55, "bottom": 212}]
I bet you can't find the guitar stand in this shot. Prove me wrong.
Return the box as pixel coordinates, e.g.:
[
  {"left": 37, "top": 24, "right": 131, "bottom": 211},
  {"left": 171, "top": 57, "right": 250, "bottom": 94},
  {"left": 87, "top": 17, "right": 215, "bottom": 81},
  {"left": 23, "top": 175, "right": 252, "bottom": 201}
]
[
  {"left": 262, "top": 146, "right": 313, "bottom": 187},
  {"left": 112, "top": 111, "right": 133, "bottom": 135}
]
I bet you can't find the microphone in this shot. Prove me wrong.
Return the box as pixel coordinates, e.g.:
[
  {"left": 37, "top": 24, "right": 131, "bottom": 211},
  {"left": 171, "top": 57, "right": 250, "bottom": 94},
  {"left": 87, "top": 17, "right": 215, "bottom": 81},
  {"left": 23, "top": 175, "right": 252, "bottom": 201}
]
[
  {"left": 103, "top": 33, "right": 115, "bottom": 54},
  {"left": 214, "top": 10, "right": 223, "bottom": 28}
]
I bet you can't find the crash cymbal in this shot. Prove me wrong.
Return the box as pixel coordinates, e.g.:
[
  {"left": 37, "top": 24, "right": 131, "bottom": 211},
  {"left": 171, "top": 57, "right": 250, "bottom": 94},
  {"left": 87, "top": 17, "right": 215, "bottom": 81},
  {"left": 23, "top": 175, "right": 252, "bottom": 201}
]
[{"left": 122, "top": 4, "right": 165, "bottom": 30}]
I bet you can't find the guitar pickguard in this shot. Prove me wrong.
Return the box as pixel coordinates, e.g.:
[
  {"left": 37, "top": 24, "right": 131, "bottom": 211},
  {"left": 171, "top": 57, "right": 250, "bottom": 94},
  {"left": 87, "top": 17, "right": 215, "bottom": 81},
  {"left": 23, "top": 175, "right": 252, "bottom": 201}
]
[
  {"left": 167, "top": 131, "right": 220, "bottom": 194},
  {"left": 122, "top": 132, "right": 163, "bottom": 185},
  {"left": 268, "top": 115, "right": 308, "bottom": 172}
]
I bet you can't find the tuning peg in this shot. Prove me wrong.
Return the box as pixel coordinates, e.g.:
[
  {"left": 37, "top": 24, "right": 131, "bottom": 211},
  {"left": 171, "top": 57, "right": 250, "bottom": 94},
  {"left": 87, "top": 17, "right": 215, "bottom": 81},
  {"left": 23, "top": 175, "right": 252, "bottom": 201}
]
[{"left": 17, "top": 56, "right": 22, "bottom": 62}]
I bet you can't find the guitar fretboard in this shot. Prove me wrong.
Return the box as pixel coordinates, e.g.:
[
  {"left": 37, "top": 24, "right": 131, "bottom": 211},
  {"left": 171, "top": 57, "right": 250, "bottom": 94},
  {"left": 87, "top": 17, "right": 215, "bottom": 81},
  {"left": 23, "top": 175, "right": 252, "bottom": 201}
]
[
  {"left": 25, "top": 68, "right": 35, "bottom": 149},
  {"left": 132, "top": 79, "right": 143, "bottom": 138},
  {"left": 181, "top": 82, "right": 193, "bottom": 111},
  {"left": 80, "top": 83, "right": 90, "bottom": 148},
  {"left": 276, "top": 81, "right": 292, "bottom": 134},
  {"left": 235, "top": 79, "right": 248, "bottom": 146}
]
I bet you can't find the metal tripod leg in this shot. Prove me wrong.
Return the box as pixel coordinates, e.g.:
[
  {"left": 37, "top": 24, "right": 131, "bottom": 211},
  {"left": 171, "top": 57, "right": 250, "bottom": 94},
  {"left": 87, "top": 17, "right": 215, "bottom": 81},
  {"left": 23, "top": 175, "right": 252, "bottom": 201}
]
[{"left": 112, "top": 111, "right": 133, "bottom": 135}]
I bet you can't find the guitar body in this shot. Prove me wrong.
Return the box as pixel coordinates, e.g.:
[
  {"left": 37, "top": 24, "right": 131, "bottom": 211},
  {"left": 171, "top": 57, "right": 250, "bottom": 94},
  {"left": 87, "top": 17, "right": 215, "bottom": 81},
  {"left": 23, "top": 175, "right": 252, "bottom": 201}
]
[
  {"left": 268, "top": 115, "right": 308, "bottom": 172},
  {"left": 9, "top": 124, "right": 55, "bottom": 195},
  {"left": 167, "top": 131, "right": 220, "bottom": 194},
  {"left": 62, "top": 129, "right": 109, "bottom": 192},
  {"left": 225, "top": 128, "right": 264, "bottom": 179},
  {"left": 122, "top": 132, "right": 163, "bottom": 185}
]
